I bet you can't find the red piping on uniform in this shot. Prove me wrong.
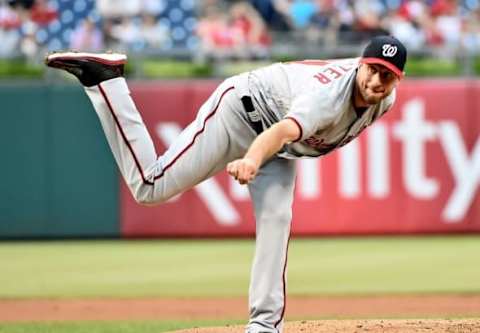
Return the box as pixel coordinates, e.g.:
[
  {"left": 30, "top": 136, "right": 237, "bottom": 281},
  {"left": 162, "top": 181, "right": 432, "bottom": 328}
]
[
  {"left": 289, "top": 60, "right": 330, "bottom": 66},
  {"left": 98, "top": 83, "right": 154, "bottom": 185},
  {"left": 155, "top": 86, "right": 235, "bottom": 180},
  {"left": 98, "top": 83, "right": 235, "bottom": 186},
  {"left": 274, "top": 234, "right": 291, "bottom": 330},
  {"left": 285, "top": 116, "right": 303, "bottom": 142}
]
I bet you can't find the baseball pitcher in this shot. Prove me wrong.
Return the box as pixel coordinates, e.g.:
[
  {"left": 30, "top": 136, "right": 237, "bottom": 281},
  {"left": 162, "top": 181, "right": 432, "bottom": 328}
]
[{"left": 45, "top": 35, "right": 407, "bottom": 333}]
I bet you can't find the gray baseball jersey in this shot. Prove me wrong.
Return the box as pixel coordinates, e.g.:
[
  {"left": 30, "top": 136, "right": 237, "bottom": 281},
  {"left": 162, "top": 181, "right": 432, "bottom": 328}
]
[
  {"left": 82, "top": 58, "right": 396, "bottom": 333},
  {"left": 236, "top": 57, "right": 395, "bottom": 159}
]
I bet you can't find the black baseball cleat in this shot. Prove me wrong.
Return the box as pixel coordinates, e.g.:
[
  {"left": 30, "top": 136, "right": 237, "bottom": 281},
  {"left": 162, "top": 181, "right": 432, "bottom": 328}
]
[{"left": 45, "top": 52, "right": 127, "bottom": 87}]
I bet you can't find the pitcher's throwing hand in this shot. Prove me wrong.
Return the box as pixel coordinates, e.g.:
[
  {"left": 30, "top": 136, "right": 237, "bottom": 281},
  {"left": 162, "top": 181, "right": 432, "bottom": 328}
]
[{"left": 227, "top": 158, "right": 259, "bottom": 184}]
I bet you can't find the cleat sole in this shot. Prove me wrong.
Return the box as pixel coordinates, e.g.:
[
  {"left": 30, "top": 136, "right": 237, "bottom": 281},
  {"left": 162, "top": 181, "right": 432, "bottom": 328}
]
[{"left": 45, "top": 52, "right": 127, "bottom": 67}]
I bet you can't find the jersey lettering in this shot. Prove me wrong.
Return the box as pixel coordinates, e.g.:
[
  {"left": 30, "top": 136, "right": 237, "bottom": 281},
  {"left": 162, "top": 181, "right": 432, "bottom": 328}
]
[
  {"left": 303, "top": 136, "right": 338, "bottom": 155},
  {"left": 303, "top": 122, "right": 370, "bottom": 155},
  {"left": 326, "top": 67, "right": 342, "bottom": 79},
  {"left": 304, "top": 136, "right": 325, "bottom": 147},
  {"left": 313, "top": 63, "right": 352, "bottom": 85},
  {"left": 313, "top": 73, "right": 331, "bottom": 84}
]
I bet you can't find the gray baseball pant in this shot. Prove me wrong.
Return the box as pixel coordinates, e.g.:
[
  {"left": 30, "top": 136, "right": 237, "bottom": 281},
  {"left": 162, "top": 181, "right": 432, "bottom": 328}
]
[{"left": 84, "top": 77, "right": 296, "bottom": 333}]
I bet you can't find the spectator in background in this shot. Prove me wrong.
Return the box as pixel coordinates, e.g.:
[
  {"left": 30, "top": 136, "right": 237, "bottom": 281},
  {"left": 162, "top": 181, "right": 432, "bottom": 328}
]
[
  {"left": 141, "top": 0, "right": 166, "bottom": 16},
  {"left": 197, "top": 5, "right": 244, "bottom": 60},
  {"left": 0, "top": 0, "right": 57, "bottom": 59},
  {"left": 197, "top": 1, "right": 271, "bottom": 60},
  {"left": 97, "top": 0, "right": 141, "bottom": 50},
  {"left": 249, "top": 0, "right": 290, "bottom": 31},
  {"left": 1, "top": 0, "right": 479, "bottom": 63},
  {"left": 431, "top": 0, "right": 462, "bottom": 52},
  {"left": 271, "top": 0, "right": 319, "bottom": 30},
  {"left": 0, "top": 3, "right": 22, "bottom": 57},
  {"left": 70, "top": 17, "right": 104, "bottom": 52},
  {"left": 202, "top": 0, "right": 230, "bottom": 11},
  {"left": 307, "top": 0, "right": 339, "bottom": 44},
  {"left": 243, "top": 0, "right": 480, "bottom": 58},
  {"left": 19, "top": 19, "right": 37, "bottom": 57},
  {"left": 230, "top": 1, "right": 271, "bottom": 58},
  {"left": 139, "top": 13, "right": 170, "bottom": 49},
  {"left": 288, "top": 0, "right": 318, "bottom": 29},
  {"left": 335, "top": 0, "right": 356, "bottom": 41},
  {"left": 109, "top": 16, "right": 142, "bottom": 51},
  {"left": 28, "top": 0, "right": 56, "bottom": 25},
  {"left": 96, "top": 0, "right": 141, "bottom": 19},
  {"left": 352, "top": 0, "right": 388, "bottom": 40},
  {"left": 7, "top": 0, "right": 34, "bottom": 18},
  {"left": 462, "top": 7, "right": 480, "bottom": 53},
  {"left": 382, "top": 0, "right": 428, "bottom": 51},
  {"left": 383, "top": 7, "right": 427, "bottom": 51},
  {"left": 96, "top": 0, "right": 170, "bottom": 52}
]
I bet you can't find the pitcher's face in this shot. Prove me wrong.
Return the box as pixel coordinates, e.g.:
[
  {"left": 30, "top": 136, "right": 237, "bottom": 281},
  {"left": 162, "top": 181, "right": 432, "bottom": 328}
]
[{"left": 356, "top": 63, "right": 399, "bottom": 105}]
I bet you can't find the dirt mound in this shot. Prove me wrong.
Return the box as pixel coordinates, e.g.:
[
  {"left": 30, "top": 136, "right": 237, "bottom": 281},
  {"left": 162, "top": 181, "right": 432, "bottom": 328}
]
[{"left": 170, "top": 319, "right": 480, "bottom": 333}]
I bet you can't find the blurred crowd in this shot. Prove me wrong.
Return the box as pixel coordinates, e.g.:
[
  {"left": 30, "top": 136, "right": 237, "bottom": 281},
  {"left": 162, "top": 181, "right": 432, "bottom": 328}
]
[
  {"left": 1, "top": 0, "right": 480, "bottom": 61},
  {"left": 0, "top": 0, "right": 191, "bottom": 59},
  {"left": 198, "top": 0, "right": 480, "bottom": 58}
]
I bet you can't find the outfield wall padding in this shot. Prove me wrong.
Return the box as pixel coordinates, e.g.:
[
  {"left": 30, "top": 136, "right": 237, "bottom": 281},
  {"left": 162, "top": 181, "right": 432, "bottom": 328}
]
[
  {"left": 122, "top": 79, "right": 480, "bottom": 236},
  {"left": 1, "top": 80, "right": 479, "bottom": 238},
  {"left": 0, "top": 85, "right": 119, "bottom": 238}
]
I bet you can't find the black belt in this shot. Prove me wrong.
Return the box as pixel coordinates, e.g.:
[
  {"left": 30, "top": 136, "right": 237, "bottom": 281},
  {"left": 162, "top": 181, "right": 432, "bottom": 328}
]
[{"left": 240, "top": 96, "right": 263, "bottom": 135}]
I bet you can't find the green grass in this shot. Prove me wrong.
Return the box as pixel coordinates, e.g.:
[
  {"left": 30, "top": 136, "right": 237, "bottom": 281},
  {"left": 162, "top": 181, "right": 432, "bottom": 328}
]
[
  {"left": 1, "top": 236, "right": 479, "bottom": 298},
  {"left": 0, "top": 240, "right": 253, "bottom": 298},
  {"left": 0, "top": 60, "right": 44, "bottom": 79},
  {"left": 404, "top": 57, "right": 462, "bottom": 77},
  {"left": 141, "top": 60, "right": 212, "bottom": 78},
  {"left": 0, "top": 319, "right": 240, "bottom": 333},
  {"left": 288, "top": 236, "right": 480, "bottom": 295}
]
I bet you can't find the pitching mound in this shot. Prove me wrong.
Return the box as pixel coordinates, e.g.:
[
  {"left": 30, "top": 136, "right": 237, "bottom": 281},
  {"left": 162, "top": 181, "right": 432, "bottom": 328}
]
[{"left": 170, "top": 319, "right": 480, "bottom": 333}]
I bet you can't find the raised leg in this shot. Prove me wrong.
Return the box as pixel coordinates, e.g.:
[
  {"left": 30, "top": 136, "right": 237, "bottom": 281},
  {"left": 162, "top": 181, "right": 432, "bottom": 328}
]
[{"left": 85, "top": 77, "right": 251, "bottom": 204}]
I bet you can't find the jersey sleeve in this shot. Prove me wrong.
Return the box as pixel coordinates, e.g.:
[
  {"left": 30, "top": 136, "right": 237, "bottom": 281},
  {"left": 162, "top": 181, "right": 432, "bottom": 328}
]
[{"left": 283, "top": 92, "right": 337, "bottom": 142}]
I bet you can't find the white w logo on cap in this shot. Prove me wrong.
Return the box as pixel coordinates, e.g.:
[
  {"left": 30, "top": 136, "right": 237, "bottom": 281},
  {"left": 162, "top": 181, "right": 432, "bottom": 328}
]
[{"left": 382, "top": 44, "right": 398, "bottom": 57}]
